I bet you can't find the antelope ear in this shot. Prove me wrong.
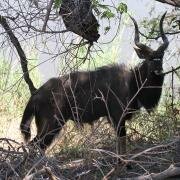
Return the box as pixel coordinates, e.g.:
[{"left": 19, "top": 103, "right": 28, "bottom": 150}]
[
  {"left": 134, "top": 46, "right": 145, "bottom": 59},
  {"left": 134, "top": 46, "right": 152, "bottom": 59}
]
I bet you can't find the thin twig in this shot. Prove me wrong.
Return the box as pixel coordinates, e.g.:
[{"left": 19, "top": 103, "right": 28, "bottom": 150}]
[
  {"left": 171, "top": 67, "right": 174, "bottom": 110},
  {"left": 139, "top": 30, "right": 180, "bottom": 40},
  {"left": 162, "top": 65, "right": 180, "bottom": 76},
  {"left": 42, "top": 0, "right": 54, "bottom": 31}
]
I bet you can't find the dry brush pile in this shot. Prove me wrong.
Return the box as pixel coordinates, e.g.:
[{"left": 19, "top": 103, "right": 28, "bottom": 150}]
[{"left": 0, "top": 109, "right": 180, "bottom": 179}]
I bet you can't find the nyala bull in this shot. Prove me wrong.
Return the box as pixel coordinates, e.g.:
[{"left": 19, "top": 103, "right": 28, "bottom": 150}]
[{"left": 20, "top": 13, "right": 169, "bottom": 154}]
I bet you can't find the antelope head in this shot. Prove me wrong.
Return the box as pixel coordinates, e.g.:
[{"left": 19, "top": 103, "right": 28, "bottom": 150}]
[{"left": 131, "top": 12, "right": 169, "bottom": 75}]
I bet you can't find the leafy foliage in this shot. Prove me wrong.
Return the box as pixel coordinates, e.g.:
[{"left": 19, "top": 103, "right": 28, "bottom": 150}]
[
  {"left": 142, "top": 18, "right": 160, "bottom": 38},
  {"left": 117, "top": 2, "right": 128, "bottom": 14}
]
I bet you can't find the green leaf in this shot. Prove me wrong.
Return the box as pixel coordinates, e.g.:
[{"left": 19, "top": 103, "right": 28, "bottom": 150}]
[
  {"left": 54, "top": 0, "right": 62, "bottom": 9},
  {"left": 117, "top": 3, "right": 127, "bottom": 14},
  {"left": 101, "top": 10, "right": 115, "bottom": 19}
]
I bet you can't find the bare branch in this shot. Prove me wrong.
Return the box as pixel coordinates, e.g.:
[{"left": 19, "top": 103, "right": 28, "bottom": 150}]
[
  {"left": 0, "top": 15, "right": 36, "bottom": 94},
  {"left": 155, "top": 0, "right": 180, "bottom": 7},
  {"left": 139, "top": 30, "right": 180, "bottom": 40},
  {"left": 42, "top": 0, "right": 54, "bottom": 31},
  {"left": 24, "top": 167, "right": 58, "bottom": 180},
  {"left": 162, "top": 65, "right": 180, "bottom": 75},
  {"left": 124, "top": 164, "right": 180, "bottom": 180}
]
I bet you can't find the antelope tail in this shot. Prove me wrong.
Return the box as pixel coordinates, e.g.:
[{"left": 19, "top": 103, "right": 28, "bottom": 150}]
[{"left": 20, "top": 97, "right": 35, "bottom": 142}]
